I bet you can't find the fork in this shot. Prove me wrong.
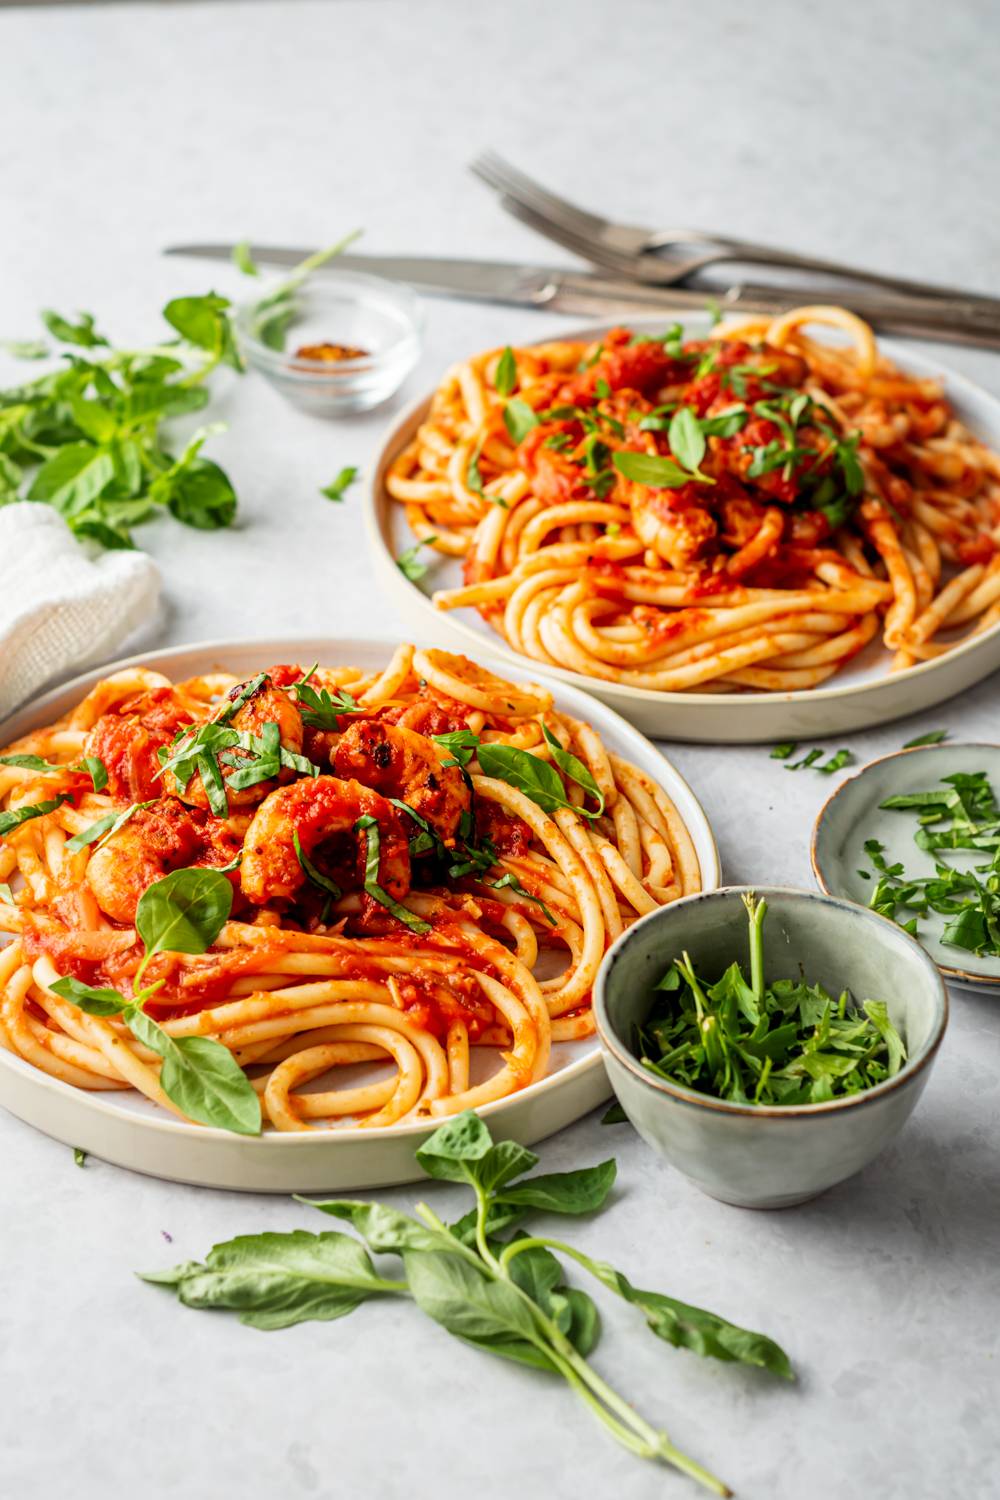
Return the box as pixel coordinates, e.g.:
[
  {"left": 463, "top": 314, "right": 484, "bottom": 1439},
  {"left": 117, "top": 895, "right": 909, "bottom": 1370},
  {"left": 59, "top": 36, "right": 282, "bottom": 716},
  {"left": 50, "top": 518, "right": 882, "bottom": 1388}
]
[{"left": 471, "top": 150, "right": 1000, "bottom": 310}]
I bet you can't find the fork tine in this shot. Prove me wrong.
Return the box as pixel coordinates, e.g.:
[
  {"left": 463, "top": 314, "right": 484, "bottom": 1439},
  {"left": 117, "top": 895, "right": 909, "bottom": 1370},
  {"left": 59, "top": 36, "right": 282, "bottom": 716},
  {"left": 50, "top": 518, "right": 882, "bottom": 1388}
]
[
  {"left": 469, "top": 151, "right": 612, "bottom": 239},
  {"left": 496, "top": 194, "right": 644, "bottom": 279}
]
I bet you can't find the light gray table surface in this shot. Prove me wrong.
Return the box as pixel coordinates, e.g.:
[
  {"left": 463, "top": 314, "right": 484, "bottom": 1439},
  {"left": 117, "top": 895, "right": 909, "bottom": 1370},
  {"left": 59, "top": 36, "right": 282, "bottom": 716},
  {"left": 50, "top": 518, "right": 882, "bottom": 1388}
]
[{"left": 1, "top": 2, "right": 998, "bottom": 1497}]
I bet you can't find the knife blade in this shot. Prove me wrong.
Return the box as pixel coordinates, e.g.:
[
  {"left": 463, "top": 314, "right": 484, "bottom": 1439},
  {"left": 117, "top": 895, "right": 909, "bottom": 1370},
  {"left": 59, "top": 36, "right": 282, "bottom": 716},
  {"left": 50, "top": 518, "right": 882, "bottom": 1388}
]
[{"left": 162, "top": 244, "right": 1000, "bottom": 350}]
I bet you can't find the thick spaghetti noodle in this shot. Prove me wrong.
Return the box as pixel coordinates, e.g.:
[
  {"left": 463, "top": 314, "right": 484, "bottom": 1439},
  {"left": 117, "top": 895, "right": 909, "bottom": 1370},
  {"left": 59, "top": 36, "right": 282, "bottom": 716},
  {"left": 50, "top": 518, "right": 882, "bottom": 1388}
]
[
  {"left": 386, "top": 306, "right": 1000, "bottom": 692},
  {"left": 0, "top": 645, "right": 701, "bottom": 1130}
]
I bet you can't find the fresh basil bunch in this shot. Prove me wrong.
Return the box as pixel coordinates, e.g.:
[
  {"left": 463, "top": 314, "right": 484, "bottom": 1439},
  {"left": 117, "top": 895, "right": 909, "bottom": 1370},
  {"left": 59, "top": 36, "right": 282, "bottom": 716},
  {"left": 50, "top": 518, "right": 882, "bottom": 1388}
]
[
  {"left": 144, "top": 1110, "right": 792, "bottom": 1492},
  {"left": 51, "top": 867, "right": 260, "bottom": 1135}
]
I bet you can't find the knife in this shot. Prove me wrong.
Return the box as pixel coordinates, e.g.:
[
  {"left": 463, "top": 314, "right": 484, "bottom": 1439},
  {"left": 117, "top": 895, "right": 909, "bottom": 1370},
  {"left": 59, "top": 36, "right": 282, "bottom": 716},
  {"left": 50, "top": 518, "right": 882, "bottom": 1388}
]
[{"left": 163, "top": 244, "right": 1000, "bottom": 350}]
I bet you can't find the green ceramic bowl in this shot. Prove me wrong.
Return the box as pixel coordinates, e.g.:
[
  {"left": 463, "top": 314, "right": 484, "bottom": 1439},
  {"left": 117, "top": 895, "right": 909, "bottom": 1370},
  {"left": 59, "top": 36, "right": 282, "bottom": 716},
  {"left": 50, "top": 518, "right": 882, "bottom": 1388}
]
[
  {"left": 594, "top": 887, "right": 948, "bottom": 1209},
  {"left": 812, "top": 742, "right": 1000, "bottom": 995}
]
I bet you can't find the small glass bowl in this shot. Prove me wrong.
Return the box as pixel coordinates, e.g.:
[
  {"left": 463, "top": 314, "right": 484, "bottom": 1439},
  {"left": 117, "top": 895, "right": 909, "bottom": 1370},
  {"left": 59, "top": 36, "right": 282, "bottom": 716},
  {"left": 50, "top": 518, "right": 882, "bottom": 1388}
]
[{"left": 235, "top": 270, "right": 424, "bottom": 416}]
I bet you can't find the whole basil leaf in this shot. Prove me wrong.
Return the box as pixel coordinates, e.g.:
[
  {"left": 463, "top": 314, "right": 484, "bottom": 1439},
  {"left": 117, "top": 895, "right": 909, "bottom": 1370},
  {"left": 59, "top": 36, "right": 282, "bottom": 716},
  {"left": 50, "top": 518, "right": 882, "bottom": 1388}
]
[
  {"left": 27, "top": 443, "right": 116, "bottom": 513},
  {"left": 50, "top": 976, "right": 126, "bottom": 1016},
  {"left": 541, "top": 725, "right": 605, "bottom": 816},
  {"left": 403, "top": 1247, "right": 542, "bottom": 1350},
  {"left": 41, "top": 309, "right": 108, "bottom": 348},
  {"left": 552, "top": 1286, "right": 601, "bottom": 1357},
  {"left": 613, "top": 450, "right": 709, "bottom": 489},
  {"left": 162, "top": 292, "right": 242, "bottom": 371},
  {"left": 495, "top": 346, "right": 517, "bottom": 396},
  {"left": 588, "top": 1260, "right": 793, "bottom": 1379},
  {"left": 301, "top": 1199, "right": 448, "bottom": 1254},
  {"left": 158, "top": 456, "right": 237, "bottom": 531},
  {"left": 123, "top": 383, "right": 210, "bottom": 425},
  {"left": 135, "top": 867, "right": 233, "bottom": 958},
  {"left": 126, "top": 1004, "right": 260, "bottom": 1136},
  {"left": 139, "top": 1230, "right": 393, "bottom": 1329},
  {"left": 667, "top": 406, "right": 706, "bottom": 473},
  {"left": 497, "top": 1160, "right": 617, "bottom": 1216},
  {"left": 68, "top": 394, "right": 119, "bottom": 445},
  {"left": 503, "top": 399, "right": 539, "bottom": 446},
  {"left": 476, "top": 743, "right": 584, "bottom": 819},
  {"left": 414, "top": 1110, "right": 495, "bottom": 1180}
]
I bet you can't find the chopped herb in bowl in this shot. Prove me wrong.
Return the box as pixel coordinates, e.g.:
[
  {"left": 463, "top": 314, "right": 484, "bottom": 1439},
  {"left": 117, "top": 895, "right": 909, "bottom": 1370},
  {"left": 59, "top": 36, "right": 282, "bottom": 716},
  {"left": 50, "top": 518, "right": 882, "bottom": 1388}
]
[
  {"left": 863, "top": 767, "right": 1000, "bottom": 956},
  {"left": 636, "top": 894, "right": 905, "bottom": 1106}
]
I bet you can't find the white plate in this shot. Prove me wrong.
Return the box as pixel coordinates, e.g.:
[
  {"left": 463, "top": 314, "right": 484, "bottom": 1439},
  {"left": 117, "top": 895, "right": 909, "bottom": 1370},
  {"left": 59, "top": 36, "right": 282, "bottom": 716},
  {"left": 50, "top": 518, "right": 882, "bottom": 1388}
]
[
  {"left": 366, "top": 320, "right": 1000, "bottom": 743},
  {"left": 0, "top": 636, "right": 720, "bottom": 1191}
]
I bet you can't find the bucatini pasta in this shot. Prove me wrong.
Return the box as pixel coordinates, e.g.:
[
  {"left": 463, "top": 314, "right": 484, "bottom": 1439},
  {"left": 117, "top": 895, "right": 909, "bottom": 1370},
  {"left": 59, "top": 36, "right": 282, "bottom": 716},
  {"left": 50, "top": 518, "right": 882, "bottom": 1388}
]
[
  {"left": 0, "top": 645, "right": 701, "bottom": 1130},
  {"left": 386, "top": 306, "right": 1000, "bottom": 692}
]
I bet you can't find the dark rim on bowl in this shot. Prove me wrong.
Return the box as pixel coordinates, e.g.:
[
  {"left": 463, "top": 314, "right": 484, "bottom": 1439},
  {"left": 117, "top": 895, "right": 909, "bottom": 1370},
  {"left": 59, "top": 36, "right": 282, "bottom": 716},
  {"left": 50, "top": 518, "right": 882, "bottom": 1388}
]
[
  {"left": 811, "top": 743, "right": 1000, "bottom": 991},
  {"left": 594, "top": 885, "right": 949, "bottom": 1120}
]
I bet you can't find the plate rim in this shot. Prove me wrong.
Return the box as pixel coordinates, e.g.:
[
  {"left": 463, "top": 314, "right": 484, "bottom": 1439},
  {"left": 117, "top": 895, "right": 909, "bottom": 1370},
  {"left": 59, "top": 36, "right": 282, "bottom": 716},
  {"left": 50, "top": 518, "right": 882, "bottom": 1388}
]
[
  {"left": 810, "top": 740, "right": 1000, "bottom": 991},
  {"left": 365, "top": 320, "right": 1000, "bottom": 714},
  {"left": 0, "top": 631, "right": 721, "bottom": 1150}
]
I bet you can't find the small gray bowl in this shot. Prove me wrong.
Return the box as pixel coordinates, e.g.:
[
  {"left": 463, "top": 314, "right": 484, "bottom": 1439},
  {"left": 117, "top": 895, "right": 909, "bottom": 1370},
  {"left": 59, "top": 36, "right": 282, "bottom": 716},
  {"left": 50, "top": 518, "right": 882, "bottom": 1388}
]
[{"left": 594, "top": 887, "right": 948, "bottom": 1209}]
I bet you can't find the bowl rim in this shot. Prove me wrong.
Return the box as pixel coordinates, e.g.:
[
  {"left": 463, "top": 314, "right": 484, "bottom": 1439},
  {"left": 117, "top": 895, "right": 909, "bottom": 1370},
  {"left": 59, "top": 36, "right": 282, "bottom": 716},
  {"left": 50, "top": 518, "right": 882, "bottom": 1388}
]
[
  {"left": 234, "top": 268, "right": 425, "bottom": 376},
  {"left": 811, "top": 742, "right": 1000, "bottom": 990},
  {"left": 593, "top": 883, "right": 949, "bottom": 1120}
]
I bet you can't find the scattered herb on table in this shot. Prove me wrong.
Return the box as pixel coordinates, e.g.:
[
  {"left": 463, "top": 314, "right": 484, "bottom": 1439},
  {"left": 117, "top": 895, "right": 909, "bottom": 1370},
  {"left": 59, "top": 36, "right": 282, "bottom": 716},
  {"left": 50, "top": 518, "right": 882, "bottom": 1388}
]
[
  {"left": 142, "top": 1110, "right": 793, "bottom": 1494},
  {"left": 862, "top": 768, "right": 1000, "bottom": 955},
  {"left": 232, "top": 240, "right": 259, "bottom": 277},
  {"left": 73, "top": 1147, "right": 87, "bottom": 1168},
  {"left": 50, "top": 867, "right": 261, "bottom": 1134},
  {"left": 634, "top": 894, "right": 906, "bottom": 1106},
  {"left": 903, "top": 729, "right": 948, "bottom": 749},
  {"left": 320, "top": 465, "right": 358, "bottom": 502},
  {"left": 770, "top": 744, "right": 854, "bottom": 774}
]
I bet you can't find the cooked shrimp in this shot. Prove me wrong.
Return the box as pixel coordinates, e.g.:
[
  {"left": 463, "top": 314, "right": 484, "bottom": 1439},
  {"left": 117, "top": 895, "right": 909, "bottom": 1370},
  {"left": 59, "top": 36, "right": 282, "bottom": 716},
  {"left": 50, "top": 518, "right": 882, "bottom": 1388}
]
[
  {"left": 167, "top": 672, "right": 306, "bottom": 811},
  {"left": 333, "top": 720, "right": 470, "bottom": 846},
  {"left": 629, "top": 484, "right": 718, "bottom": 568},
  {"left": 241, "top": 776, "right": 410, "bottom": 906},
  {"left": 85, "top": 689, "right": 200, "bottom": 802},
  {"left": 86, "top": 798, "right": 242, "bottom": 925}
]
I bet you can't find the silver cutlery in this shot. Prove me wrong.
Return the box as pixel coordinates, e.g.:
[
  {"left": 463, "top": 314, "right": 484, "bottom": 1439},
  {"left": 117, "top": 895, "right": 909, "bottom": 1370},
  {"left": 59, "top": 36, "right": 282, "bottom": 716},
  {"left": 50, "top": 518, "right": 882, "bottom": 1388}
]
[
  {"left": 163, "top": 245, "right": 1000, "bottom": 351},
  {"left": 470, "top": 150, "right": 1000, "bottom": 313}
]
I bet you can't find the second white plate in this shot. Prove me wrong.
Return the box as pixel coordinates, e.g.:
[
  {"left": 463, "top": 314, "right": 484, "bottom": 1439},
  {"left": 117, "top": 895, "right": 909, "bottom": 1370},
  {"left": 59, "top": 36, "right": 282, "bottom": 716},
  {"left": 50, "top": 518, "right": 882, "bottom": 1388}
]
[{"left": 0, "top": 635, "right": 720, "bottom": 1191}]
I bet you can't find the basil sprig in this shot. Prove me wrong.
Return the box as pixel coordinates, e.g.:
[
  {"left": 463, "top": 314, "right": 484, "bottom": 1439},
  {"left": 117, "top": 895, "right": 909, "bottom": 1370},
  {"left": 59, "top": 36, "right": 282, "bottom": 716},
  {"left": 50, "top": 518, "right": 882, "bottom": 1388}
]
[
  {"left": 354, "top": 815, "right": 431, "bottom": 934},
  {"left": 157, "top": 721, "right": 318, "bottom": 813},
  {"left": 430, "top": 730, "right": 480, "bottom": 769},
  {"left": 51, "top": 866, "right": 260, "bottom": 1135},
  {"left": 144, "top": 1110, "right": 791, "bottom": 1492},
  {"left": 294, "top": 680, "right": 363, "bottom": 731}
]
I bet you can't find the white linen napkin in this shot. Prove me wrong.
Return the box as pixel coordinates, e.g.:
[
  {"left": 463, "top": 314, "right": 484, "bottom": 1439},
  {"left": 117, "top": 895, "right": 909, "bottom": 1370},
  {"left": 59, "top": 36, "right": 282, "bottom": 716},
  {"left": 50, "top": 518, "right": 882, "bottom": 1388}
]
[{"left": 0, "top": 503, "right": 160, "bottom": 722}]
